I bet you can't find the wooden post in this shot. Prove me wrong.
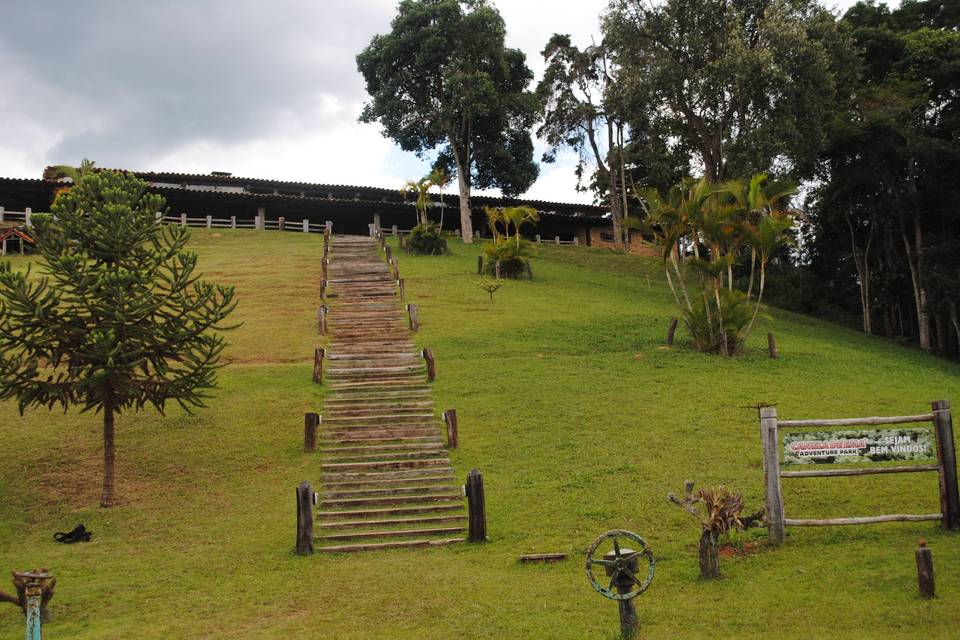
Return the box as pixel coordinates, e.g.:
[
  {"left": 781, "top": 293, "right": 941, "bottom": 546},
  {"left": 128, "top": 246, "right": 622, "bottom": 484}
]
[
  {"left": 768, "top": 332, "right": 779, "bottom": 359},
  {"left": 422, "top": 347, "right": 436, "bottom": 382},
  {"left": 465, "top": 469, "right": 486, "bottom": 542},
  {"left": 398, "top": 278, "right": 405, "bottom": 302},
  {"left": 477, "top": 255, "right": 483, "bottom": 275},
  {"left": 304, "top": 413, "right": 319, "bottom": 452},
  {"left": 392, "top": 224, "right": 398, "bottom": 237},
  {"left": 391, "top": 257, "right": 399, "bottom": 280},
  {"left": 385, "top": 246, "right": 392, "bottom": 263},
  {"left": 535, "top": 234, "right": 540, "bottom": 244},
  {"left": 0, "top": 206, "right": 4, "bottom": 222},
  {"left": 321, "top": 257, "right": 328, "bottom": 279},
  {"left": 932, "top": 400, "right": 959, "bottom": 530},
  {"left": 666, "top": 317, "right": 679, "bottom": 346},
  {"left": 313, "top": 348, "right": 324, "bottom": 384},
  {"left": 296, "top": 481, "right": 314, "bottom": 555},
  {"left": 278, "top": 216, "right": 286, "bottom": 231},
  {"left": 206, "top": 214, "right": 212, "bottom": 229},
  {"left": 257, "top": 207, "right": 266, "bottom": 230},
  {"left": 230, "top": 215, "right": 236, "bottom": 229},
  {"left": 443, "top": 409, "right": 458, "bottom": 449},
  {"left": 181, "top": 213, "right": 187, "bottom": 226},
  {"left": 317, "top": 305, "right": 327, "bottom": 334},
  {"left": 916, "top": 539, "right": 935, "bottom": 598},
  {"left": 324, "top": 220, "right": 332, "bottom": 235},
  {"left": 303, "top": 219, "right": 309, "bottom": 232},
  {"left": 319, "top": 278, "right": 327, "bottom": 301},
  {"left": 407, "top": 303, "right": 419, "bottom": 331},
  {"left": 24, "top": 207, "right": 31, "bottom": 227},
  {"left": 760, "top": 405, "right": 785, "bottom": 545},
  {"left": 373, "top": 213, "right": 381, "bottom": 232},
  {"left": 555, "top": 235, "right": 560, "bottom": 245}
]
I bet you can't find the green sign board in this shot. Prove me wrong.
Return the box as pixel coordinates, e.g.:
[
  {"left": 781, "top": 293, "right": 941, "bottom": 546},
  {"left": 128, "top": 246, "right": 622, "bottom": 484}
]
[{"left": 782, "top": 428, "right": 936, "bottom": 465}]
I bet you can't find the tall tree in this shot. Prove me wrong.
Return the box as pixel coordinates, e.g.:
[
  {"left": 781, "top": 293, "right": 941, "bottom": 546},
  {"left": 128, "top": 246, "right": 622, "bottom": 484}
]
[
  {"left": 357, "top": 0, "right": 539, "bottom": 243},
  {"left": 0, "top": 170, "right": 237, "bottom": 506},
  {"left": 604, "top": 0, "right": 855, "bottom": 183},
  {"left": 537, "top": 35, "right": 630, "bottom": 250}
]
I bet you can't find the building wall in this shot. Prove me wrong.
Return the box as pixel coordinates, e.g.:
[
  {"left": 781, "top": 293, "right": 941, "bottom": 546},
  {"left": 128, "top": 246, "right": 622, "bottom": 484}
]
[{"left": 589, "top": 226, "right": 659, "bottom": 257}]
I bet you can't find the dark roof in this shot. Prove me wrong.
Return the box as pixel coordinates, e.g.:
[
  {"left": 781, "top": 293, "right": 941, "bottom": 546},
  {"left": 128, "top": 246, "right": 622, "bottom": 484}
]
[{"left": 41, "top": 167, "right": 608, "bottom": 219}]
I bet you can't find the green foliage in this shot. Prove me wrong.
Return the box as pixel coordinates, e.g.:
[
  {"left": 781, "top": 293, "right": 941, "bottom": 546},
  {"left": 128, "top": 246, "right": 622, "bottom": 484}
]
[
  {"left": 406, "top": 223, "right": 448, "bottom": 256},
  {"left": 477, "top": 278, "right": 503, "bottom": 302},
  {"left": 633, "top": 173, "right": 795, "bottom": 355},
  {"left": 481, "top": 237, "right": 534, "bottom": 279},
  {"left": 0, "top": 170, "right": 237, "bottom": 505},
  {"left": 357, "top": 0, "right": 540, "bottom": 240},
  {"left": 400, "top": 176, "right": 434, "bottom": 228},
  {"left": 604, "top": 0, "right": 857, "bottom": 181}
]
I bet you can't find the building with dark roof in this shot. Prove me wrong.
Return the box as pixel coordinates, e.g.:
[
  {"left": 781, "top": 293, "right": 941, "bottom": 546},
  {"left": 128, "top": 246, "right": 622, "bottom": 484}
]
[{"left": 0, "top": 168, "right": 650, "bottom": 251}]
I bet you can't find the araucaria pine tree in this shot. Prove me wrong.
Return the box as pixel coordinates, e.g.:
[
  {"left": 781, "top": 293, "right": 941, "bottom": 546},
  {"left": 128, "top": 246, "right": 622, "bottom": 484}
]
[{"left": 0, "top": 170, "right": 237, "bottom": 507}]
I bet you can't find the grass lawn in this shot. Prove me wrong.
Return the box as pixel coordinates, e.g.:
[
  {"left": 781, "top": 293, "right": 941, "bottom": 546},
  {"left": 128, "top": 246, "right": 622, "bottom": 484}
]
[{"left": 1, "top": 228, "right": 958, "bottom": 639}]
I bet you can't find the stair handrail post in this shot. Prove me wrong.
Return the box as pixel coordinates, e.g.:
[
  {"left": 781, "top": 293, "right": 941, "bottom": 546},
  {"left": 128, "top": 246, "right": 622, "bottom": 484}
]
[{"left": 465, "top": 469, "right": 487, "bottom": 542}]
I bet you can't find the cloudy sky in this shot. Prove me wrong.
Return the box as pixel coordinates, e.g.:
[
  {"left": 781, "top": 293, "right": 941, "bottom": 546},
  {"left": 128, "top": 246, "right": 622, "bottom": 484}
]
[{"left": 0, "top": 0, "right": 892, "bottom": 204}]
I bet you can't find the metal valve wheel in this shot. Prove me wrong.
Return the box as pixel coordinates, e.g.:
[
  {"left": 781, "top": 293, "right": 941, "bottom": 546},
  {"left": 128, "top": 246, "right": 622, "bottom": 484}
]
[{"left": 585, "top": 530, "right": 655, "bottom": 600}]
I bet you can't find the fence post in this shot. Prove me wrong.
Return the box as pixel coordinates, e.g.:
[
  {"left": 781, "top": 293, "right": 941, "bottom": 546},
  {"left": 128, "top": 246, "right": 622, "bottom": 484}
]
[
  {"left": 0, "top": 206, "right": 4, "bottom": 222},
  {"left": 296, "top": 481, "right": 314, "bottom": 555},
  {"left": 257, "top": 207, "right": 266, "bottom": 230},
  {"left": 932, "top": 400, "right": 959, "bottom": 530},
  {"left": 760, "top": 406, "right": 785, "bottom": 545},
  {"left": 392, "top": 224, "right": 398, "bottom": 237},
  {"left": 317, "top": 305, "right": 327, "bottom": 334},
  {"left": 321, "top": 257, "right": 328, "bottom": 280},
  {"left": 916, "top": 539, "right": 935, "bottom": 598},
  {"left": 391, "top": 257, "right": 399, "bottom": 280},
  {"left": 304, "top": 413, "right": 319, "bottom": 452},
  {"left": 231, "top": 216, "right": 236, "bottom": 229},
  {"left": 205, "top": 215, "right": 212, "bottom": 229},
  {"left": 24, "top": 208, "right": 31, "bottom": 227},
  {"left": 313, "top": 348, "right": 324, "bottom": 384},
  {"left": 397, "top": 278, "right": 405, "bottom": 302},
  {"left": 554, "top": 235, "right": 560, "bottom": 245},
  {"left": 319, "top": 278, "right": 327, "bottom": 301},
  {"left": 767, "top": 333, "right": 779, "bottom": 358},
  {"left": 302, "top": 219, "right": 309, "bottom": 233},
  {"left": 278, "top": 216, "right": 285, "bottom": 231},
  {"left": 666, "top": 318, "right": 679, "bottom": 346},
  {"left": 407, "top": 303, "right": 419, "bottom": 331},
  {"left": 156, "top": 211, "right": 163, "bottom": 223},
  {"left": 325, "top": 220, "right": 332, "bottom": 236},
  {"left": 443, "top": 409, "right": 458, "bottom": 449},
  {"left": 422, "top": 347, "right": 435, "bottom": 382},
  {"left": 465, "top": 469, "right": 486, "bottom": 542},
  {"left": 181, "top": 213, "right": 187, "bottom": 226}
]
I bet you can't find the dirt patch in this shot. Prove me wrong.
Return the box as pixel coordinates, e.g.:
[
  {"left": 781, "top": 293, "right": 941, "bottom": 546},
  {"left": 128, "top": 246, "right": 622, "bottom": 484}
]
[{"left": 718, "top": 541, "right": 761, "bottom": 559}]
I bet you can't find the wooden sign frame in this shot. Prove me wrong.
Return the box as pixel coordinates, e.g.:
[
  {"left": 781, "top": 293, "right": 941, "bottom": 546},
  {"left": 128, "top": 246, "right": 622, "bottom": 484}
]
[{"left": 759, "top": 400, "right": 959, "bottom": 545}]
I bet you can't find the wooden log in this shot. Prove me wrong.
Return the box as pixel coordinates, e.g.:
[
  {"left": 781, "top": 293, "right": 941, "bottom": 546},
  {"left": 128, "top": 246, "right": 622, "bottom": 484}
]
[
  {"left": 666, "top": 317, "right": 678, "bottom": 346},
  {"left": 932, "top": 399, "right": 960, "bottom": 530},
  {"left": 317, "top": 305, "right": 327, "bottom": 334},
  {"left": 768, "top": 332, "right": 779, "bottom": 358},
  {"left": 313, "top": 348, "right": 324, "bottom": 384},
  {"left": 443, "top": 409, "right": 458, "bottom": 449},
  {"left": 304, "top": 413, "right": 319, "bottom": 452},
  {"left": 398, "top": 278, "right": 405, "bottom": 302},
  {"left": 781, "top": 464, "right": 939, "bottom": 478},
  {"left": 407, "top": 303, "right": 420, "bottom": 332},
  {"left": 518, "top": 553, "right": 566, "bottom": 563},
  {"left": 477, "top": 255, "right": 483, "bottom": 275},
  {"left": 916, "top": 539, "right": 935, "bottom": 598},
  {"left": 296, "top": 481, "right": 314, "bottom": 555},
  {"left": 465, "top": 469, "right": 486, "bottom": 542},
  {"left": 422, "top": 347, "right": 436, "bottom": 382},
  {"left": 319, "top": 278, "right": 327, "bottom": 301},
  {"left": 760, "top": 406, "right": 785, "bottom": 545},
  {"left": 778, "top": 414, "right": 935, "bottom": 428},
  {"left": 784, "top": 513, "right": 941, "bottom": 526}
]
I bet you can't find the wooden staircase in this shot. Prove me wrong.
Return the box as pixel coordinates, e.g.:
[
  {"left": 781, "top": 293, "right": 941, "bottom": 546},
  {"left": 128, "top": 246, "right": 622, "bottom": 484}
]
[{"left": 316, "top": 235, "right": 466, "bottom": 552}]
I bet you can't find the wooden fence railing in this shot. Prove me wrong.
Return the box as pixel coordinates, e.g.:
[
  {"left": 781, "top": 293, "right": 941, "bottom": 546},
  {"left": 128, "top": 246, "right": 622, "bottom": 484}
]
[{"left": 759, "top": 400, "right": 959, "bottom": 545}]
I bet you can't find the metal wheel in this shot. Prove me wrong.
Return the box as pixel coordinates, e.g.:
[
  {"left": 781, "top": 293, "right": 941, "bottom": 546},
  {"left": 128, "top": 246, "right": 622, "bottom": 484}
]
[{"left": 585, "top": 530, "right": 655, "bottom": 600}]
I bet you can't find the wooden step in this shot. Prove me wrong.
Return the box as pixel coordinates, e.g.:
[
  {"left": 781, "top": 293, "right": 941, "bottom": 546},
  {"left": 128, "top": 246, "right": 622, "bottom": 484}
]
[
  {"left": 319, "top": 503, "right": 464, "bottom": 519},
  {"left": 321, "top": 458, "right": 451, "bottom": 473},
  {"left": 319, "top": 492, "right": 462, "bottom": 508},
  {"left": 317, "top": 526, "right": 466, "bottom": 542},
  {"left": 316, "top": 537, "right": 465, "bottom": 553},
  {"left": 322, "top": 467, "right": 455, "bottom": 482},
  {"left": 323, "top": 484, "right": 459, "bottom": 499},
  {"left": 317, "top": 514, "right": 467, "bottom": 530},
  {"left": 324, "top": 474, "right": 455, "bottom": 489}
]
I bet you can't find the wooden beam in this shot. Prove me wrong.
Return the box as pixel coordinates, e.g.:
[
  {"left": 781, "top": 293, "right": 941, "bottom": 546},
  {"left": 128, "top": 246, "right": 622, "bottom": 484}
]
[
  {"left": 760, "top": 406, "right": 785, "bottom": 545},
  {"left": 296, "top": 481, "right": 315, "bottom": 555},
  {"left": 778, "top": 414, "right": 935, "bottom": 428},
  {"left": 781, "top": 464, "right": 940, "bottom": 478},
  {"left": 466, "top": 469, "right": 486, "bottom": 542},
  {"left": 932, "top": 399, "right": 960, "bottom": 530},
  {"left": 785, "top": 513, "right": 941, "bottom": 526}
]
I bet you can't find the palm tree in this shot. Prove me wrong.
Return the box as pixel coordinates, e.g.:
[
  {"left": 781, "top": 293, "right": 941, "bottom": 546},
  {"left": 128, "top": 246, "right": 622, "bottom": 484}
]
[
  {"left": 501, "top": 206, "right": 539, "bottom": 248},
  {"left": 400, "top": 177, "right": 433, "bottom": 228},
  {"left": 427, "top": 167, "right": 453, "bottom": 230}
]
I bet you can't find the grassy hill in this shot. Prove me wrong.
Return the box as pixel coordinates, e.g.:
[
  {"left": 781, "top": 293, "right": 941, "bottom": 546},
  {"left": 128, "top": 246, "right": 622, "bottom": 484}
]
[{"left": 1, "top": 229, "right": 958, "bottom": 639}]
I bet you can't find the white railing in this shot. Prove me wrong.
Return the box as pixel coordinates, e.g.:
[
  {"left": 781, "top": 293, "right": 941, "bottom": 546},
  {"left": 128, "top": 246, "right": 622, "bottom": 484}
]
[{"left": 159, "top": 213, "right": 330, "bottom": 234}]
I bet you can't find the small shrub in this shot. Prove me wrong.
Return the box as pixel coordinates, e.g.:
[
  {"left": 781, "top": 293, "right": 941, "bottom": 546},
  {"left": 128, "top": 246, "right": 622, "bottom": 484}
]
[
  {"left": 478, "top": 279, "right": 503, "bottom": 302},
  {"left": 482, "top": 238, "right": 533, "bottom": 278},
  {"left": 406, "top": 224, "right": 447, "bottom": 255}
]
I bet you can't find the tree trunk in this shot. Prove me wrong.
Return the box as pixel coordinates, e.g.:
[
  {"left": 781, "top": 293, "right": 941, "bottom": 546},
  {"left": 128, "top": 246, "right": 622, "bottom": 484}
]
[
  {"left": 900, "top": 215, "right": 930, "bottom": 351},
  {"left": 100, "top": 405, "right": 116, "bottom": 507},
  {"left": 698, "top": 530, "right": 720, "bottom": 578},
  {"left": 452, "top": 146, "right": 473, "bottom": 244}
]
